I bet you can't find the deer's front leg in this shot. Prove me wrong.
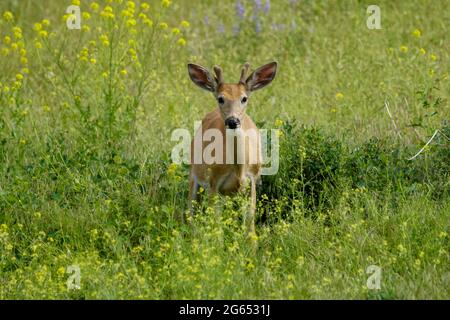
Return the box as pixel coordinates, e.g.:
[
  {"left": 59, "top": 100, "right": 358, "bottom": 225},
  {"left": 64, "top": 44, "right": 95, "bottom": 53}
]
[{"left": 247, "top": 176, "right": 257, "bottom": 242}]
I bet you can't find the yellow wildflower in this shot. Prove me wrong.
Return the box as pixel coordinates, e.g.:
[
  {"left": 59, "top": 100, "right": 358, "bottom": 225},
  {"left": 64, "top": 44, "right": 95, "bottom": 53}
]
[
  {"left": 57, "top": 267, "right": 66, "bottom": 276},
  {"left": 161, "top": 0, "right": 171, "bottom": 8},
  {"left": 13, "top": 28, "right": 22, "bottom": 39},
  {"left": 430, "top": 54, "right": 437, "bottom": 61},
  {"left": 144, "top": 18, "right": 153, "bottom": 27},
  {"left": 181, "top": 20, "right": 190, "bottom": 28},
  {"left": 245, "top": 259, "right": 255, "bottom": 271},
  {"left": 63, "top": 14, "right": 72, "bottom": 22},
  {"left": 419, "top": 48, "right": 426, "bottom": 55},
  {"left": 335, "top": 92, "right": 344, "bottom": 100},
  {"left": 414, "top": 259, "right": 421, "bottom": 267},
  {"left": 100, "top": 6, "right": 115, "bottom": 19},
  {"left": 397, "top": 244, "right": 406, "bottom": 253},
  {"left": 128, "top": 48, "right": 137, "bottom": 57},
  {"left": 167, "top": 163, "right": 178, "bottom": 175},
  {"left": 126, "top": 19, "right": 137, "bottom": 27},
  {"left": 159, "top": 22, "right": 168, "bottom": 29},
  {"left": 34, "top": 22, "right": 43, "bottom": 31},
  {"left": 100, "top": 34, "right": 110, "bottom": 46},
  {"left": 91, "top": 2, "right": 100, "bottom": 11},
  {"left": 412, "top": 29, "right": 421, "bottom": 38},
  {"left": 400, "top": 46, "right": 408, "bottom": 53},
  {"left": 103, "top": 6, "right": 113, "bottom": 13},
  {"left": 249, "top": 232, "right": 259, "bottom": 242},
  {"left": 177, "top": 38, "right": 186, "bottom": 46},
  {"left": 121, "top": 9, "right": 133, "bottom": 17},
  {"left": 82, "top": 12, "right": 91, "bottom": 20},
  {"left": 3, "top": 11, "right": 14, "bottom": 21}
]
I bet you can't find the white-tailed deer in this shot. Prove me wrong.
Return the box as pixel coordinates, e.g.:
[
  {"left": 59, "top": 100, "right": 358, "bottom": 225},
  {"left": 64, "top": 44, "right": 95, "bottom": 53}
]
[{"left": 187, "top": 61, "right": 278, "bottom": 238}]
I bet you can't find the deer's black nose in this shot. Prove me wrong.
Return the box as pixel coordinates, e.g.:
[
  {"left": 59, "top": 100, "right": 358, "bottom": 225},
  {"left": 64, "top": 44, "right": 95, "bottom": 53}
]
[{"left": 225, "top": 117, "right": 241, "bottom": 129}]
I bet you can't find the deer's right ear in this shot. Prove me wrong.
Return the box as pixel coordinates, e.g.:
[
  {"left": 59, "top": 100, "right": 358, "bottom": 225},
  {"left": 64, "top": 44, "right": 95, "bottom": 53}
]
[{"left": 187, "top": 64, "right": 216, "bottom": 92}]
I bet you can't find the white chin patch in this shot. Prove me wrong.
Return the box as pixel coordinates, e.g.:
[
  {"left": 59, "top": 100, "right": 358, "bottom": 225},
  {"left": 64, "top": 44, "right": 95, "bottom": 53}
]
[{"left": 229, "top": 127, "right": 242, "bottom": 133}]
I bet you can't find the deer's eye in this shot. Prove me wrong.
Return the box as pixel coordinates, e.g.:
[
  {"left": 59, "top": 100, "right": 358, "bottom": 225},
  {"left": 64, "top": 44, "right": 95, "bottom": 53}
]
[
  {"left": 218, "top": 97, "right": 225, "bottom": 105},
  {"left": 241, "top": 96, "right": 248, "bottom": 104}
]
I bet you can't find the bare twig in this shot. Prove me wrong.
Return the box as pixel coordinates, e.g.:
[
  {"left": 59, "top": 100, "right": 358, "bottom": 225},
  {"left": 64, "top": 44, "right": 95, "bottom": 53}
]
[
  {"left": 384, "top": 99, "right": 448, "bottom": 161},
  {"left": 408, "top": 129, "right": 440, "bottom": 160}
]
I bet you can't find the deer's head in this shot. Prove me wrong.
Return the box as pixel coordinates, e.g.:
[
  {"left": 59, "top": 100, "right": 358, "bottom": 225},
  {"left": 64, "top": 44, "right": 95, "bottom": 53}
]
[{"left": 188, "top": 62, "right": 278, "bottom": 129}]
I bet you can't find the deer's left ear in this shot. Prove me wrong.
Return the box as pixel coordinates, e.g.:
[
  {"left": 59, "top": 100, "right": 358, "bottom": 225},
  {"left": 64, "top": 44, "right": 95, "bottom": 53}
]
[{"left": 246, "top": 61, "right": 278, "bottom": 92}]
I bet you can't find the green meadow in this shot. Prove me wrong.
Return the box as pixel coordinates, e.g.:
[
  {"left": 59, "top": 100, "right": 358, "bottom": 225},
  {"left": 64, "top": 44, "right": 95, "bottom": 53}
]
[{"left": 0, "top": 0, "right": 448, "bottom": 299}]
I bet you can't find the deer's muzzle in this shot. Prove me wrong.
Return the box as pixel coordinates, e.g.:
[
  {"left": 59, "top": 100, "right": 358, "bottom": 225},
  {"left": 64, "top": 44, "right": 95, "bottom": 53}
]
[{"left": 225, "top": 117, "right": 241, "bottom": 129}]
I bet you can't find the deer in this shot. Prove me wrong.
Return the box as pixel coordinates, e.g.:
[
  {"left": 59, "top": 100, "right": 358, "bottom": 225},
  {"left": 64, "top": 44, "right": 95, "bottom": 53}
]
[{"left": 187, "top": 61, "right": 278, "bottom": 239}]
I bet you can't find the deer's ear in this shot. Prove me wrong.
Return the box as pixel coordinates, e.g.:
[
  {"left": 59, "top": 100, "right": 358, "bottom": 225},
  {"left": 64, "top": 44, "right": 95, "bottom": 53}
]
[
  {"left": 188, "top": 63, "right": 217, "bottom": 92},
  {"left": 246, "top": 62, "right": 278, "bottom": 92}
]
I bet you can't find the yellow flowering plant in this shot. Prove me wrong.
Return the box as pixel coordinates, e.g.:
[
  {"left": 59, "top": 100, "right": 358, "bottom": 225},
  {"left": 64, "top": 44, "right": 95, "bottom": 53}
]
[{"left": 0, "top": 1, "right": 190, "bottom": 146}]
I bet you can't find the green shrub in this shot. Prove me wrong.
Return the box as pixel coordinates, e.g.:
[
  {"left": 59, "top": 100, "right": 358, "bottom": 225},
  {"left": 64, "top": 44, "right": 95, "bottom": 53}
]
[
  {"left": 259, "top": 121, "right": 449, "bottom": 223},
  {"left": 259, "top": 122, "right": 344, "bottom": 221}
]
